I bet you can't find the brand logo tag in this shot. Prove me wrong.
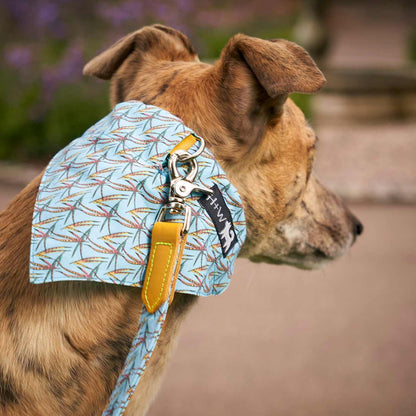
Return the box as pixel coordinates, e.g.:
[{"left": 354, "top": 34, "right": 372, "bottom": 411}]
[{"left": 199, "top": 185, "right": 238, "bottom": 257}]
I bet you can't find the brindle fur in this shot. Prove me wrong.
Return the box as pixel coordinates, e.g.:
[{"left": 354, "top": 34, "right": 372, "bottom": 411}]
[{"left": 0, "top": 25, "right": 362, "bottom": 415}]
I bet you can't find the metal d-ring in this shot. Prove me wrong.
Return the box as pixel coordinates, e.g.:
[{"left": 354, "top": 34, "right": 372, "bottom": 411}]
[{"left": 175, "top": 134, "right": 206, "bottom": 162}]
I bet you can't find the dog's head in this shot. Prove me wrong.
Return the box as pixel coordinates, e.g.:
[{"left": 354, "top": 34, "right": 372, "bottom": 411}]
[{"left": 84, "top": 24, "right": 362, "bottom": 270}]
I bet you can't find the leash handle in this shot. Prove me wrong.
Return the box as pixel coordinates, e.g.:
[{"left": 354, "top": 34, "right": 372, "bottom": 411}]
[{"left": 141, "top": 222, "right": 187, "bottom": 313}]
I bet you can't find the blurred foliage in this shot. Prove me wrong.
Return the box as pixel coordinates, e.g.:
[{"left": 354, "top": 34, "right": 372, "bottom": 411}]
[
  {"left": 291, "top": 93, "right": 312, "bottom": 121},
  {"left": 0, "top": 0, "right": 314, "bottom": 161},
  {"left": 0, "top": 69, "right": 109, "bottom": 161},
  {"left": 410, "top": 31, "right": 416, "bottom": 63}
]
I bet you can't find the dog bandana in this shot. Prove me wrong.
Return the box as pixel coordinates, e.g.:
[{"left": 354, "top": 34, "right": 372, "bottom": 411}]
[{"left": 29, "top": 101, "right": 246, "bottom": 415}]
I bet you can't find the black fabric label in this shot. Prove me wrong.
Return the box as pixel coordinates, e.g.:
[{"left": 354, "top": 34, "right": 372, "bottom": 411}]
[{"left": 198, "top": 185, "right": 238, "bottom": 257}]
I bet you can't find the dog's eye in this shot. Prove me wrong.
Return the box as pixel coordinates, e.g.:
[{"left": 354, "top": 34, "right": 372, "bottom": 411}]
[
  {"left": 313, "top": 135, "right": 319, "bottom": 149},
  {"left": 307, "top": 139, "right": 317, "bottom": 153},
  {"left": 305, "top": 130, "right": 318, "bottom": 152}
]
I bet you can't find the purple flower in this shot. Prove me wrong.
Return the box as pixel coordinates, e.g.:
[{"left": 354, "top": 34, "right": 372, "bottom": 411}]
[
  {"left": 152, "top": 3, "right": 169, "bottom": 20},
  {"left": 36, "top": 2, "right": 58, "bottom": 26},
  {"left": 177, "top": 0, "right": 194, "bottom": 13},
  {"left": 60, "top": 42, "right": 83, "bottom": 80},
  {"left": 41, "top": 42, "right": 84, "bottom": 103},
  {"left": 4, "top": 46, "right": 33, "bottom": 69},
  {"left": 3, "top": 0, "right": 29, "bottom": 22},
  {"left": 98, "top": 1, "right": 143, "bottom": 27}
]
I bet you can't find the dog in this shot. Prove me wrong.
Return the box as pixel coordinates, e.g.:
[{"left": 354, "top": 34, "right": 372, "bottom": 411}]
[{"left": 0, "top": 25, "right": 362, "bottom": 416}]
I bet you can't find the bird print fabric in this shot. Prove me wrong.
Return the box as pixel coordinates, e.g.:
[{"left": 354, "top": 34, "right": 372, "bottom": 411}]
[{"left": 29, "top": 101, "right": 246, "bottom": 415}]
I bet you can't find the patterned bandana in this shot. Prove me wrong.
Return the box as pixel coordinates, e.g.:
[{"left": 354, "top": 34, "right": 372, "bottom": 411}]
[{"left": 30, "top": 101, "right": 246, "bottom": 415}]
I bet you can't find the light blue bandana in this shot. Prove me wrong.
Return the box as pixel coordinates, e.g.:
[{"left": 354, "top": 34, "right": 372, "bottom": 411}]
[{"left": 30, "top": 101, "right": 246, "bottom": 415}]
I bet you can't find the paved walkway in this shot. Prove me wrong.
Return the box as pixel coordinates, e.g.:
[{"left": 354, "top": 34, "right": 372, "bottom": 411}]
[
  {"left": 314, "top": 121, "right": 416, "bottom": 203},
  {"left": 326, "top": 1, "right": 413, "bottom": 69}
]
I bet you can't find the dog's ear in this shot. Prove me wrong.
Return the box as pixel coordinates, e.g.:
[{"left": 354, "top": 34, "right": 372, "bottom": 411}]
[
  {"left": 215, "top": 34, "right": 325, "bottom": 147},
  {"left": 219, "top": 34, "right": 325, "bottom": 97},
  {"left": 83, "top": 24, "right": 197, "bottom": 80}
]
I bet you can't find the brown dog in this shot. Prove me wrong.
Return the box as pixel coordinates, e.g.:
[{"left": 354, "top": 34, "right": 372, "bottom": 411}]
[{"left": 0, "top": 25, "right": 362, "bottom": 416}]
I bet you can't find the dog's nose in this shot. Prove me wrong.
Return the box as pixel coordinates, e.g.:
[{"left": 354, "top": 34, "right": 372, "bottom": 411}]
[
  {"left": 348, "top": 211, "right": 363, "bottom": 241},
  {"left": 355, "top": 219, "right": 364, "bottom": 236},
  {"left": 351, "top": 216, "right": 364, "bottom": 237}
]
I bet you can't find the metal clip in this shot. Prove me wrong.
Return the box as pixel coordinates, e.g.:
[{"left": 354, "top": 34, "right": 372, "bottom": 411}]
[
  {"left": 156, "top": 141, "right": 213, "bottom": 235},
  {"left": 168, "top": 151, "right": 198, "bottom": 188},
  {"left": 171, "top": 178, "right": 213, "bottom": 199},
  {"left": 168, "top": 150, "right": 213, "bottom": 203}
]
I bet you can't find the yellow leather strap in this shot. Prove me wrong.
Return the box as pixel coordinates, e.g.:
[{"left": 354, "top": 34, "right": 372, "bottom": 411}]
[
  {"left": 142, "top": 135, "right": 196, "bottom": 313},
  {"left": 169, "top": 134, "right": 197, "bottom": 155},
  {"left": 142, "top": 222, "right": 187, "bottom": 313},
  {"left": 168, "top": 228, "right": 187, "bottom": 305}
]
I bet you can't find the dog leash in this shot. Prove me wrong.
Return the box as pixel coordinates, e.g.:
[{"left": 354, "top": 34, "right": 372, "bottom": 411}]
[
  {"left": 29, "top": 101, "right": 246, "bottom": 415},
  {"left": 103, "top": 135, "right": 212, "bottom": 415}
]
